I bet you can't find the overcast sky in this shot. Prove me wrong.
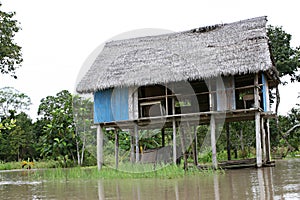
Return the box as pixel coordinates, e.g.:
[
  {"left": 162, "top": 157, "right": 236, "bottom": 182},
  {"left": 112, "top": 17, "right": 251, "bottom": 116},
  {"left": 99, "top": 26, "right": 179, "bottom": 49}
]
[{"left": 1, "top": 0, "right": 300, "bottom": 119}]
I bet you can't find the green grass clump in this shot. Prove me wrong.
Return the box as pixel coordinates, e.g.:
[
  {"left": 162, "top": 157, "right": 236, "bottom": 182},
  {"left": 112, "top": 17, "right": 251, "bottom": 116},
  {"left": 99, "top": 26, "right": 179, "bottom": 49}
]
[
  {"left": 0, "top": 160, "right": 62, "bottom": 171},
  {"left": 0, "top": 161, "right": 21, "bottom": 170},
  {"left": 31, "top": 163, "right": 217, "bottom": 181}
]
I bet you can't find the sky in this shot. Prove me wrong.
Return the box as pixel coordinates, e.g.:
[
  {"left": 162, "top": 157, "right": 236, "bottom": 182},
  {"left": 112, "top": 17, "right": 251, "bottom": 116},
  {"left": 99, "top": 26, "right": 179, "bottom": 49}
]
[{"left": 1, "top": 0, "right": 300, "bottom": 119}]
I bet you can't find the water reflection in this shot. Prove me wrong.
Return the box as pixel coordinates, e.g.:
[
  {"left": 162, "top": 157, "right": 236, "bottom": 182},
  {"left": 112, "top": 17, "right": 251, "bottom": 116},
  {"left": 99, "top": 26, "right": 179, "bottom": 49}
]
[{"left": 0, "top": 159, "right": 299, "bottom": 199}]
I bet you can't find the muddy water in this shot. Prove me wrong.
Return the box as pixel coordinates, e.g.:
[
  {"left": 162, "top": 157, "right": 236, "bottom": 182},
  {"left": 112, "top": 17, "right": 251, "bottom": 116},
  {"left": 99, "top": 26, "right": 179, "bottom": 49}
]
[{"left": 0, "top": 159, "right": 299, "bottom": 199}]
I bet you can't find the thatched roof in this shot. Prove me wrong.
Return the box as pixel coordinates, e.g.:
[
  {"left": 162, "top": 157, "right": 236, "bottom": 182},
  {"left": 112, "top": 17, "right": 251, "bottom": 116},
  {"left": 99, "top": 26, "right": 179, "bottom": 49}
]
[{"left": 76, "top": 16, "right": 278, "bottom": 93}]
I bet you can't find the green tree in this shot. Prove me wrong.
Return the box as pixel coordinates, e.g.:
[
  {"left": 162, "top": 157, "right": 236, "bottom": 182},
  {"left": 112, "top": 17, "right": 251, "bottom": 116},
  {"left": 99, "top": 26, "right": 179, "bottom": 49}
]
[
  {"left": 0, "top": 3, "right": 22, "bottom": 78},
  {"left": 267, "top": 25, "right": 300, "bottom": 82},
  {"left": 38, "top": 90, "right": 77, "bottom": 166},
  {"left": 267, "top": 26, "right": 300, "bottom": 153},
  {"left": 0, "top": 112, "right": 34, "bottom": 161},
  {"left": 73, "top": 95, "right": 95, "bottom": 165},
  {"left": 0, "top": 86, "right": 31, "bottom": 118}
]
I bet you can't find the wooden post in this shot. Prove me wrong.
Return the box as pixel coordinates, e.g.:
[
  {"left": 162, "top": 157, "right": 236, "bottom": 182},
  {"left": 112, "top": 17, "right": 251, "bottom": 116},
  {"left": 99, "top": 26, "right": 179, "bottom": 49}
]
[
  {"left": 254, "top": 73, "right": 262, "bottom": 167},
  {"left": 172, "top": 87, "right": 177, "bottom": 164},
  {"left": 134, "top": 123, "right": 139, "bottom": 163},
  {"left": 97, "top": 125, "right": 104, "bottom": 170},
  {"left": 208, "top": 79, "right": 214, "bottom": 111},
  {"left": 210, "top": 115, "right": 218, "bottom": 169},
  {"left": 115, "top": 129, "right": 119, "bottom": 169},
  {"left": 180, "top": 126, "right": 188, "bottom": 171},
  {"left": 193, "top": 125, "right": 198, "bottom": 166},
  {"left": 261, "top": 118, "right": 267, "bottom": 163},
  {"left": 165, "top": 83, "right": 168, "bottom": 115},
  {"left": 266, "top": 119, "right": 271, "bottom": 162},
  {"left": 172, "top": 118, "right": 177, "bottom": 164},
  {"left": 129, "top": 129, "right": 135, "bottom": 163},
  {"left": 226, "top": 123, "right": 231, "bottom": 161},
  {"left": 208, "top": 79, "right": 217, "bottom": 169}
]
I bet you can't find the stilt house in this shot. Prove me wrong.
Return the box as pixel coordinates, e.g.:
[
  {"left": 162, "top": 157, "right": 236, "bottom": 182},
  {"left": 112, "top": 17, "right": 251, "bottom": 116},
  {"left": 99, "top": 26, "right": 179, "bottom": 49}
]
[{"left": 76, "top": 16, "right": 279, "bottom": 169}]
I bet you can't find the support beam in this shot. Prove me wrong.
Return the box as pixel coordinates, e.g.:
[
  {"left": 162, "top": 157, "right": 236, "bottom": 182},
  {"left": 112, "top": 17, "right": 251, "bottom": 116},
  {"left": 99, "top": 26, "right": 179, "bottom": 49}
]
[
  {"left": 134, "top": 123, "right": 139, "bottom": 163},
  {"left": 97, "top": 125, "right": 104, "bottom": 170},
  {"left": 254, "top": 74, "right": 262, "bottom": 167},
  {"left": 266, "top": 119, "right": 271, "bottom": 162},
  {"left": 172, "top": 88, "right": 177, "bottom": 164},
  {"left": 172, "top": 118, "right": 177, "bottom": 164},
  {"left": 180, "top": 126, "right": 188, "bottom": 171},
  {"left": 165, "top": 83, "right": 168, "bottom": 115},
  {"left": 210, "top": 115, "right": 218, "bottom": 169},
  {"left": 261, "top": 118, "right": 267, "bottom": 163},
  {"left": 193, "top": 125, "right": 198, "bottom": 166},
  {"left": 115, "top": 129, "right": 119, "bottom": 169},
  {"left": 226, "top": 123, "right": 231, "bottom": 161},
  {"left": 129, "top": 129, "right": 135, "bottom": 163},
  {"left": 255, "top": 112, "right": 262, "bottom": 167}
]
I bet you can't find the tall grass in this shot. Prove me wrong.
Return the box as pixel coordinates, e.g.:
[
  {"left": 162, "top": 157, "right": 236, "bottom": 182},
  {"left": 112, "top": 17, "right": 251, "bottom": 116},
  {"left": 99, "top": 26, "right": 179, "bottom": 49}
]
[
  {"left": 0, "top": 161, "right": 21, "bottom": 170},
  {"left": 0, "top": 160, "right": 61, "bottom": 171},
  {"left": 31, "top": 164, "right": 218, "bottom": 180}
]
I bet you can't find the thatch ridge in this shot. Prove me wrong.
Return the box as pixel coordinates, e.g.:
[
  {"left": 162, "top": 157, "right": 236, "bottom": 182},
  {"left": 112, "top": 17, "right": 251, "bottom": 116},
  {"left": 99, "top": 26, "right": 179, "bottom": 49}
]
[{"left": 77, "top": 16, "right": 278, "bottom": 93}]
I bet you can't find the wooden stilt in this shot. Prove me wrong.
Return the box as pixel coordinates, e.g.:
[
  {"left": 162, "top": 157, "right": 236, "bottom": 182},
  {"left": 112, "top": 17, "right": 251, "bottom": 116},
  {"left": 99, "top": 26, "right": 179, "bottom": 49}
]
[
  {"left": 97, "top": 125, "right": 104, "bottom": 170},
  {"left": 210, "top": 115, "right": 218, "bottom": 169},
  {"left": 226, "top": 123, "right": 231, "bottom": 161},
  {"left": 134, "top": 123, "right": 139, "bottom": 163},
  {"left": 255, "top": 112, "right": 262, "bottom": 167},
  {"left": 266, "top": 119, "right": 271, "bottom": 162},
  {"left": 130, "top": 129, "right": 135, "bottom": 163},
  {"left": 193, "top": 125, "right": 198, "bottom": 166},
  {"left": 115, "top": 129, "right": 119, "bottom": 169},
  {"left": 254, "top": 73, "right": 262, "bottom": 167},
  {"left": 261, "top": 118, "right": 267, "bottom": 163},
  {"left": 180, "top": 126, "right": 188, "bottom": 170},
  {"left": 172, "top": 118, "right": 177, "bottom": 164},
  {"left": 187, "top": 122, "right": 197, "bottom": 166},
  {"left": 172, "top": 89, "right": 177, "bottom": 164}
]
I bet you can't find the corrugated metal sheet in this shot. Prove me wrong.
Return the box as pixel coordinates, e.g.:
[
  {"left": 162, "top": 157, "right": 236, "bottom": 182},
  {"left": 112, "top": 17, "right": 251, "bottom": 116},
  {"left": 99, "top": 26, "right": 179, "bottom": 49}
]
[{"left": 94, "top": 88, "right": 129, "bottom": 123}]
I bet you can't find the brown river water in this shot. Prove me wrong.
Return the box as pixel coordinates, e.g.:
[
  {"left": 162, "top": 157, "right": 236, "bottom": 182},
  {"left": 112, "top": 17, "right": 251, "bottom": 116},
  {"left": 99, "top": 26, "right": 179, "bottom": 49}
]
[{"left": 0, "top": 159, "right": 299, "bottom": 199}]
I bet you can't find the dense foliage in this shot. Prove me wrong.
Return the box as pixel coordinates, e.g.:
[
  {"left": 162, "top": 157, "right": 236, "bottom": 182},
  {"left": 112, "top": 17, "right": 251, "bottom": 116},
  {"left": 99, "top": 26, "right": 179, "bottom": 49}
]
[
  {"left": 0, "top": 88, "right": 96, "bottom": 166},
  {"left": 267, "top": 25, "right": 300, "bottom": 82},
  {"left": 0, "top": 3, "right": 22, "bottom": 78}
]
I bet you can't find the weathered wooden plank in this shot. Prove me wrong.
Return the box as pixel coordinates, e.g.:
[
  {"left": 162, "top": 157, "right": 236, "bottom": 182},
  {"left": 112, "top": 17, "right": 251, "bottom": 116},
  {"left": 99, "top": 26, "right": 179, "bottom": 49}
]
[
  {"left": 134, "top": 123, "right": 139, "bottom": 162},
  {"left": 210, "top": 115, "right": 218, "bottom": 169},
  {"left": 261, "top": 117, "right": 267, "bottom": 163},
  {"left": 193, "top": 125, "right": 198, "bottom": 166},
  {"left": 254, "top": 74, "right": 262, "bottom": 167},
  {"left": 266, "top": 119, "right": 271, "bottom": 162},
  {"left": 172, "top": 118, "right": 177, "bottom": 164},
  {"left": 97, "top": 125, "right": 104, "bottom": 170}
]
